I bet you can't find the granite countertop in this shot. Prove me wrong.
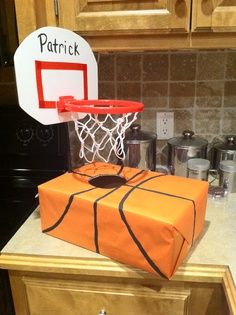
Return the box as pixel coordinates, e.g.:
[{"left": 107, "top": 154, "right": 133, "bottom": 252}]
[
  {"left": 1, "top": 192, "right": 236, "bottom": 284},
  {"left": 185, "top": 193, "right": 236, "bottom": 283}
]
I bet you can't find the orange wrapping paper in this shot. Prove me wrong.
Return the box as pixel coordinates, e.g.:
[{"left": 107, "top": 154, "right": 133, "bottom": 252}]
[{"left": 38, "top": 162, "right": 209, "bottom": 279}]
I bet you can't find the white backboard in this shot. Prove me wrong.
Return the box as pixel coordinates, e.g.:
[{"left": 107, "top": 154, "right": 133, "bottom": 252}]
[{"left": 14, "top": 27, "right": 98, "bottom": 125}]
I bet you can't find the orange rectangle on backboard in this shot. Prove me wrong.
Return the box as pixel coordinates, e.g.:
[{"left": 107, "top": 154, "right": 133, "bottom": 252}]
[
  {"left": 38, "top": 162, "right": 208, "bottom": 279},
  {"left": 35, "top": 60, "right": 88, "bottom": 108}
]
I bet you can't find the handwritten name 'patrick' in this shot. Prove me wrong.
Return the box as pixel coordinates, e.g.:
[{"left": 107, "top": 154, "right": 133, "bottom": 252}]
[{"left": 38, "top": 33, "right": 80, "bottom": 56}]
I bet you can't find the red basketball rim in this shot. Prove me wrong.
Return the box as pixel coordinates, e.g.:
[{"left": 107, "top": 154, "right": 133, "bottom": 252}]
[{"left": 61, "top": 99, "right": 144, "bottom": 114}]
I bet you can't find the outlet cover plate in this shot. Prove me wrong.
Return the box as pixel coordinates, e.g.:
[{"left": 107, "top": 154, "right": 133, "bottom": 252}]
[{"left": 156, "top": 112, "right": 174, "bottom": 140}]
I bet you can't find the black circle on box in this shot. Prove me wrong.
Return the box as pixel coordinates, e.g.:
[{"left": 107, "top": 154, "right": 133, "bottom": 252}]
[{"left": 89, "top": 174, "right": 127, "bottom": 189}]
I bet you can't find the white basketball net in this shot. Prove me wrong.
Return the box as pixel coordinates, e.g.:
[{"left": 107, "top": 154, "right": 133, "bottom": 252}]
[{"left": 72, "top": 112, "right": 139, "bottom": 163}]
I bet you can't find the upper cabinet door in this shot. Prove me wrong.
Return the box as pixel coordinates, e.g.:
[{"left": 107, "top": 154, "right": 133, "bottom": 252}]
[
  {"left": 192, "top": 0, "right": 236, "bottom": 32},
  {"left": 58, "top": 0, "right": 191, "bottom": 34}
]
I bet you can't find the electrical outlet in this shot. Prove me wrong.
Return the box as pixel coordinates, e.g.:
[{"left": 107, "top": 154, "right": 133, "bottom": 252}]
[{"left": 156, "top": 112, "right": 174, "bottom": 140}]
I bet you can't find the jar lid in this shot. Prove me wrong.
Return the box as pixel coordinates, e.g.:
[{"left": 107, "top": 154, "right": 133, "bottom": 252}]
[
  {"left": 187, "top": 158, "right": 210, "bottom": 171},
  {"left": 167, "top": 130, "right": 208, "bottom": 148},
  {"left": 125, "top": 124, "right": 156, "bottom": 143},
  {"left": 219, "top": 160, "right": 236, "bottom": 172},
  {"left": 214, "top": 135, "right": 236, "bottom": 152}
]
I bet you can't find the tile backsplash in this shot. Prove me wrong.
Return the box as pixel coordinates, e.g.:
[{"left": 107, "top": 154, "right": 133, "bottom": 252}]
[{"left": 69, "top": 49, "right": 236, "bottom": 167}]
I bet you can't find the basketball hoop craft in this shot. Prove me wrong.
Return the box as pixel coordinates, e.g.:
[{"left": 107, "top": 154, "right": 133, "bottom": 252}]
[
  {"left": 14, "top": 26, "right": 144, "bottom": 164},
  {"left": 16, "top": 27, "right": 209, "bottom": 279},
  {"left": 57, "top": 97, "right": 144, "bottom": 163}
]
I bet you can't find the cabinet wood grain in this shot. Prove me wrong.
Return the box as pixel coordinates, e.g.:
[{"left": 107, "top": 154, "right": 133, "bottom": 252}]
[
  {"left": 23, "top": 277, "right": 191, "bottom": 315},
  {"left": 192, "top": 0, "right": 236, "bottom": 32},
  {"left": 58, "top": 0, "right": 191, "bottom": 34},
  {"left": 0, "top": 253, "right": 235, "bottom": 315},
  {"left": 14, "top": 0, "right": 236, "bottom": 50}
]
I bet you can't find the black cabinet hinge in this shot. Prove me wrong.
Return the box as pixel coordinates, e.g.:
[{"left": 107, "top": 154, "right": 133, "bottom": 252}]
[{"left": 54, "top": 0, "right": 59, "bottom": 17}]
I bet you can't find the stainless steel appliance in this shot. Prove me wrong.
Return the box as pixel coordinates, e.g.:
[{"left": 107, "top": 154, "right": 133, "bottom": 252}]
[
  {"left": 211, "top": 136, "right": 236, "bottom": 170},
  {"left": 167, "top": 130, "right": 208, "bottom": 177},
  {"left": 119, "top": 124, "right": 156, "bottom": 171}
]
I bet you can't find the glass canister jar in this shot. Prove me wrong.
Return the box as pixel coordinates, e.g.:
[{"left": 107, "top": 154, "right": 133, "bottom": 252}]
[
  {"left": 120, "top": 124, "right": 157, "bottom": 171},
  {"left": 219, "top": 160, "right": 236, "bottom": 193},
  {"left": 167, "top": 130, "right": 208, "bottom": 177},
  {"left": 187, "top": 158, "right": 210, "bottom": 181},
  {"left": 212, "top": 135, "right": 236, "bottom": 170}
]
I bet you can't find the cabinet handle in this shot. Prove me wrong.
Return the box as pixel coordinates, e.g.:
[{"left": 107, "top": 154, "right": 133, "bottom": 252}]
[{"left": 98, "top": 310, "right": 107, "bottom": 315}]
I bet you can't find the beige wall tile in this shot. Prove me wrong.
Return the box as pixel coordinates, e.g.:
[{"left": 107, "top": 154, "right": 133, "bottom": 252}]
[
  {"left": 196, "top": 81, "right": 223, "bottom": 108},
  {"left": 174, "top": 110, "right": 193, "bottom": 134},
  {"left": 224, "top": 81, "right": 236, "bottom": 107},
  {"left": 141, "top": 109, "right": 157, "bottom": 133},
  {"left": 98, "top": 82, "right": 115, "bottom": 99},
  {"left": 197, "top": 52, "right": 225, "bottom": 80},
  {"left": 116, "top": 54, "right": 141, "bottom": 81},
  {"left": 142, "top": 82, "right": 168, "bottom": 108},
  {"left": 222, "top": 109, "right": 236, "bottom": 134},
  {"left": 226, "top": 52, "right": 236, "bottom": 80},
  {"left": 169, "top": 82, "right": 195, "bottom": 108},
  {"left": 195, "top": 109, "right": 221, "bottom": 134},
  {"left": 170, "top": 53, "right": 196, "bottom": 81},
  {"left": 117, "top": 82, "right": 141, "bottom": 101},
  {"left": 98, "top": 54, "right": 115, "bottom": 81},
  {"left": 143, "top": 54, "right": 168, "bottom": 81}
]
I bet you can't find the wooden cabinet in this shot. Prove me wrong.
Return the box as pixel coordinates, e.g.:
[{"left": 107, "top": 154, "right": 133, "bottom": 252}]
[
  {"left": 192, "top": 0, "right": 236, "bottom": 32},
  {"left": 57, "top": 0, "right": 191, "bottom": 35},
  {"left": 14, "top": 0, "right": 236, "bottom": 50},
  {"left": 5, "top": 262, "right": 234, "bottom": 315},
  {"left": 12, "top": 273, "right": 191, "bottom": 315}
]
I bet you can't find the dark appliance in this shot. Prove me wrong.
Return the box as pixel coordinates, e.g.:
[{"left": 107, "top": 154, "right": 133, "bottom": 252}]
[
  {"left": 0, "top": 1, "right": 70, "bottom": 314},
  {"left": 0, "top": 105, "right": 70, "bottom": 314}
]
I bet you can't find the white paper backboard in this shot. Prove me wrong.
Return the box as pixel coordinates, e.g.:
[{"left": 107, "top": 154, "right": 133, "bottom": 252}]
[{"left": 14, "top": 27, "right": 98, "bottom": 125}]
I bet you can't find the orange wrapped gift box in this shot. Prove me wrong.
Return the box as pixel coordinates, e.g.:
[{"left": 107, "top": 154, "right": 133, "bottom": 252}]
[{"left": 38, "top": 162, "right": 208, "bottom": 279}]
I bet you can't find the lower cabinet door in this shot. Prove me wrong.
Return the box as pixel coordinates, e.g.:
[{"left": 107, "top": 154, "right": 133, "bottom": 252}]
[{"left": 23, "top": 277, "right": 191, "bottom": 315}]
